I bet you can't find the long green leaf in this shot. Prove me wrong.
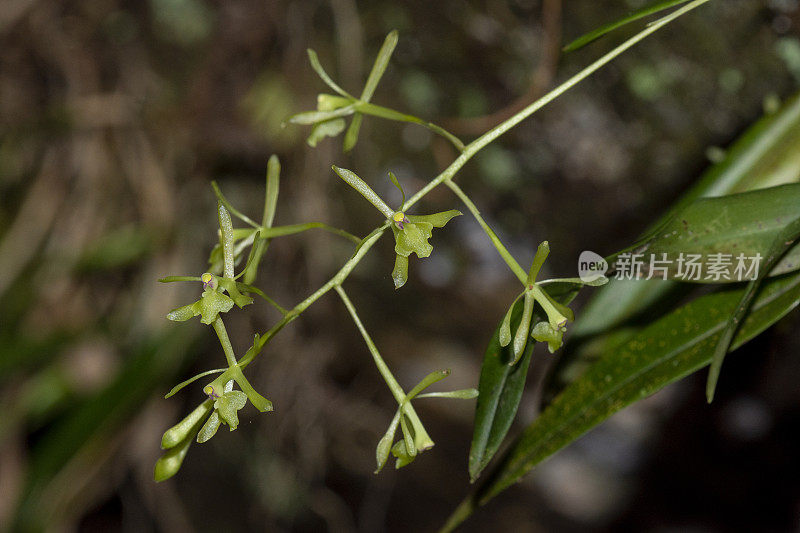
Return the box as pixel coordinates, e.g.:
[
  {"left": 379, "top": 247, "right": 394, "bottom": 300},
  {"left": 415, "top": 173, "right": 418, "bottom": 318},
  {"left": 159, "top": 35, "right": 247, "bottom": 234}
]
[
  {"left": 548, "top": 92, "right": 800, "bottom": 406},
  {"left": 445, "top": 270, "right": 800, "bottom": 531},
  {"left": 706, "top": 216, "right": 800, "bottom": 401},
  {"left": 469, "top": 283, "right": 580, "bottom": 481},
  {"left": 606, "top": 183, "right": 800, "bottom": 282},
  {"left": 564, "top": 0, "right": 692, "bottom": 52},
  {"left": 571, "top": 91, "right": 800, "bottom": 340}
]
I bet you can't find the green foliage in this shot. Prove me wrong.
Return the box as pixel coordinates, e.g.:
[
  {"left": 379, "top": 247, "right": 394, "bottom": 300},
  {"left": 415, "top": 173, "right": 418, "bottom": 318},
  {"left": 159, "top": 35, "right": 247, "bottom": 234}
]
[{"left": 451, "top": 270, "right": 800, "bottom": 527}]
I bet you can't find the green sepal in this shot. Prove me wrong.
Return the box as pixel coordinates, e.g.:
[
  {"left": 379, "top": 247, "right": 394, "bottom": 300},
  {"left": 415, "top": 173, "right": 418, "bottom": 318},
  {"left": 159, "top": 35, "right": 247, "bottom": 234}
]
[
  {"left": 197, "top": 411, "right": 221, "bottom": 443},
  {"left": 388, "top": 171, "right": 405, "bottom": 209},
  {"left": 166, "top": 289, "right": 234, "bottom": 325},
  {"left": 229, "top": 365, "right": 274, "bottom": 412},
  {"left": 399, "top": 414, "right": 417, "bottom": 458},
  {"left": 160, "top": 399, "right": 214, "bottom": 449},
  {"left": 155, "top": 400, "right": 214, "bottom": 481},
  {"left": 343, "top": 113, "right": 363, "bottom": 152},
  {"left": 392, "top": 254, "right": 409, "bottom": 289},
  {"left": 499, "top": 293, "right": 524, "bottom": 347},
  {"left": 286, "top": 105, "right": 356, "bottom": 125},
  {"left": 511, "top": 292, "right": 535, "bottom": 364},
  {"left": 375, "top": 409, "right": 401, "bottom": 473},
  {"left": 406, "top": 209, "right": 462, "bottom": 228}
]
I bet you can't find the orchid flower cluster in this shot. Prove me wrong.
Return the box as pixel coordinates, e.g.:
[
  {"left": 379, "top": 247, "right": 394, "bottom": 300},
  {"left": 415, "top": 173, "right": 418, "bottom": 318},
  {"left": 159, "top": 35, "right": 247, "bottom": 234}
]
[{"left": 155, "top": 30, "right": 607, "bottom": 482}]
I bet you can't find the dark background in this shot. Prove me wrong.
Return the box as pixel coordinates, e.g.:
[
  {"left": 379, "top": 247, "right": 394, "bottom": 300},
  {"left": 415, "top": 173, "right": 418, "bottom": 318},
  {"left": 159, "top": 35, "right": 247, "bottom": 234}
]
[{"left": 1, "top": 0, "right": 799, "bottom": 531}]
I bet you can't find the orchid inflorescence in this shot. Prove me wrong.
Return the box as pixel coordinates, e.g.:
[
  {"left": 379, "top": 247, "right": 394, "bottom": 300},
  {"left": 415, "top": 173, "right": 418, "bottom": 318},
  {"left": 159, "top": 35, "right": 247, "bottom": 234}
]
[{"left": 155, "top": 30, "right": 607, "bottom": 482}]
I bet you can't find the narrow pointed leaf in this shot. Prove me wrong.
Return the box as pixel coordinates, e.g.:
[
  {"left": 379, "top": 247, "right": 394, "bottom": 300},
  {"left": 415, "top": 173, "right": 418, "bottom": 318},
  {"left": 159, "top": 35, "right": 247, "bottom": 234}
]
[
  {"left": 571, "top": 91, "right": 800, "bottom": 342},
  {"left": 416, "top": 389, "right": 479, "bottom": 399},
  {"left": 706, "top": 217, "right": 800, "bottom": 401},
  {"left": 563, "top": 0, "right": 692, "bottom": 52},
  {"left": 469, "top": 284, "right": 579, "bottom": 482},
  {"left": 604, "top": 184, "right": 800, "bottom": 283}
]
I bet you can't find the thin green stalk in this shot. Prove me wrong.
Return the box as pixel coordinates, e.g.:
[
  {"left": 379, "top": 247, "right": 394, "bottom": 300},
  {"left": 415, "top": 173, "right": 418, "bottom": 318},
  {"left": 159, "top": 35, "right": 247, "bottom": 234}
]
[
  {"left": 445, "top": 180, "right": 527, "bottom": 285},
  {"left": 238, "top": 225, "right": 388, "bottom": 367},
  {"left": 405, "top": 0, "right": 713, "bottom": 212},
  {"left": 334, "top": 285, "right": 433, "bottom": 449},
  {"left": 212, "top": 317, "right": 238, "bottom": 368}
]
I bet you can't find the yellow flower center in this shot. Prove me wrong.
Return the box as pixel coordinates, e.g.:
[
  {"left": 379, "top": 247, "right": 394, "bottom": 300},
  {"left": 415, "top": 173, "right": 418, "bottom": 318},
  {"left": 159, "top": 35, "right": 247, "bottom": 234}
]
[
  {"left": 392, "top": 212, "right": 406, "bottom": 222},
  {"left": 201, "top": 273, "right": 214, "bottom": 284}
]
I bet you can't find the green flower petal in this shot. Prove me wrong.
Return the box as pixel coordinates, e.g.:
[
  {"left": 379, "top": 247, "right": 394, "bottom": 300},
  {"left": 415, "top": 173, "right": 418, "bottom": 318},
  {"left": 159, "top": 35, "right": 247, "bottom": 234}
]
[
  {"left": 406, "top": 209, "right": 461, "bottom": 228},
  {"left": 197, "top": 411, "right": 221, "bottom": 443},
  {"left": 166, "top": 301, "right": 202, "bottom": 322},
  {"left": 392, "top": 254, "right": 409, "bottom": 289}
]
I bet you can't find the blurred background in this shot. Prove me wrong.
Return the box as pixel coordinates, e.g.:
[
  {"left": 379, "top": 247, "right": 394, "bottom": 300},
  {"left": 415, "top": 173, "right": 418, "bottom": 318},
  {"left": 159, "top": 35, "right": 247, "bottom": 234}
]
[{"left": 1, "top": 0, "right": 800, "bottom": 531}]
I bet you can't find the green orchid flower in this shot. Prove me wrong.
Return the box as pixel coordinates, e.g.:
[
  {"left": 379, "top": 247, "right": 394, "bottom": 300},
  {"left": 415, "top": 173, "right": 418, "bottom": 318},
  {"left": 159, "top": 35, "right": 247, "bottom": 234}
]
[
  {"left": 331, "top": 165, "right": 461, "bottom": 289},
  {"left": 390, "top": 209, "right": 462, "bottom": 289},
  {"left": 286, "top": 31, "right": 464, "bottom": 153},
  {"left": 197, "top": 380, "right": 249, "bottom": 443},
  {"left": 498, "top": 242, "right": 596, "bottom": 364},
  {"left": 374, "top": 369, "right": 478, "bottom": 473},
  {"left": 164, "top": 272, "right": 253, "bottom": 325}
]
